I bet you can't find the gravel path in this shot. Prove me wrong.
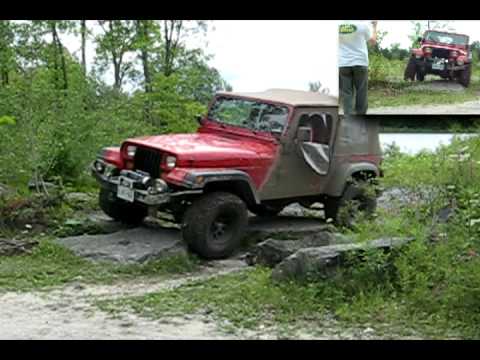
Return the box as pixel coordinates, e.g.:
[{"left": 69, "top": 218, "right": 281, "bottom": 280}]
[
  {"left": 368, "top": 80, "right": 480, "bottom": 115},
  {"left": 0, "top": 260, "right": 249, "bottom": 340},
  {"left": 368, "top": 99, "right": 480, "bottom": 114}
]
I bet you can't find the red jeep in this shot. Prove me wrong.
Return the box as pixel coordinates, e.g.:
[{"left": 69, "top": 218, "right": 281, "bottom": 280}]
[
  {"left": 404, "top": 30, "right": 472, "bottom": 87},
  {"left": 92, "top": 89, "right": 382, "bottom": 259}
]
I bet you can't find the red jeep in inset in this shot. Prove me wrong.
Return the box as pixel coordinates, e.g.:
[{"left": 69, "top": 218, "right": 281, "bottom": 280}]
[
  {"left": 91, "top": 89, "right": 382, "bottom": 259},
  {"left": 404, "top": 30, "right": 472, "bottom": 87}
]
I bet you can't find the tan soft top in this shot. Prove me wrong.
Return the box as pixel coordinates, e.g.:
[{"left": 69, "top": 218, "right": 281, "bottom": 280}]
[{"left": 216, "top": 88, "right": 338, "bottom": 107}]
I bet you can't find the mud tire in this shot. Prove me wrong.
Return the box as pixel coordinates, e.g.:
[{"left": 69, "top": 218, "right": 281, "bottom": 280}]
[
  {"left": 416, "top": 67, "right": 425, "bottom": 82},
  {"left": 404, "top": 57, "right": 417, "bottom": 81},
  {"left": 459, "top": 64, "right": 471, "bottom": 87},
  {"left": 182, "top": 192, "right": 248, "bottom": 259},
  {"left": 324, "top": 181, "right": 377, "bottom": 228},
  {"left": 99, "top": 188, "right": 148, "bottom": 225}
]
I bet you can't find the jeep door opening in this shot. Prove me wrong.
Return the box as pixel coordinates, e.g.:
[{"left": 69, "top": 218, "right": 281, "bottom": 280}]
[{"left": 91, "top": 89, "right": 382, "bottom": 259}]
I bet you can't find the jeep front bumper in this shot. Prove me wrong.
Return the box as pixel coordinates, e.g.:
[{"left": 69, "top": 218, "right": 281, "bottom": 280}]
[{"left": 91, "top": 160, "right": 201, "bottom": 206}]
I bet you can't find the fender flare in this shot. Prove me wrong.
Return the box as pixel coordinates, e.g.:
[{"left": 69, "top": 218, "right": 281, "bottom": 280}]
[
  {"left": 325, "top": 162, "right": 380, "bottom": 197},
  {"left": 183, "top": 169, "right": 261, "bottom": 205}
]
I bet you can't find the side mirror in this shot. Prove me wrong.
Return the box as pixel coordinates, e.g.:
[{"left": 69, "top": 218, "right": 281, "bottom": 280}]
[
  {"left": 297, "top": 126, "right": 312, "bottom": 142},
  {"left": 417, "top": 37, "right": 423, "bottom": 43}
]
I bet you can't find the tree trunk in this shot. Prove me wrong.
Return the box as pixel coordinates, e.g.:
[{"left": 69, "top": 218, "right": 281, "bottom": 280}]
[
  {"left": 57, "top": 38, "right": 68, "bottom": 92},
  {"left": 113, "top": 56, "right": 121, "bottom": 90},
  {"left": 50, "top": 23, "right": 60, "bottom": 89},
  {"left": 164, "top": 20, "right": 173, "bottom": 76},
  {"left": 137, "top": 21, "right": 152, "bottom": 93},
  {"left": 136, "top": 20, "right": 153, "bottom": 123},
  {"left": 1, "top": 69, "right": 7, "bottom": 86},
  {"left": 50, "top": 22, "right": 68, "bottom": 92},
  {"left": 81, "top": 20, "right": 87, "bottom": 76}
]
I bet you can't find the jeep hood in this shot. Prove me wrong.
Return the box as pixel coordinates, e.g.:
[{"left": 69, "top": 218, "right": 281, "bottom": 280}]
[
  {"left": 421, "top": 42, "right": 468, "bottom": 54},
  {"left": 125, "top": 133, "right": 277, "bottom": 168}
]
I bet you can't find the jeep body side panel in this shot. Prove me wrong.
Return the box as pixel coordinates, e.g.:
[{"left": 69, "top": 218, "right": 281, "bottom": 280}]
[
  {"left": 258, "top": 106, "right": 339, "bottom": 200},
  {"left": 323, "top": 116, "right": 382, "bottom": 197}
]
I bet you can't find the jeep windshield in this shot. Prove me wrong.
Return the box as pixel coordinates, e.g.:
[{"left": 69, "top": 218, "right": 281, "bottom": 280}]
[
  {"left": 424, "top": 31, "right": 468, "bottom": 46},
  {"left": 207, "top": 96, "right": 289, "bottom": 134}
]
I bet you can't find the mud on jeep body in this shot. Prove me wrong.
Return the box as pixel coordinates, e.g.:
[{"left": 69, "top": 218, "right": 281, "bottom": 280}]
[
  {"left": 92, "top": 89, "right": 382, "bottom": 259},
  {"left": 404, "top": 30, "right": 473, "bottom": 87}
]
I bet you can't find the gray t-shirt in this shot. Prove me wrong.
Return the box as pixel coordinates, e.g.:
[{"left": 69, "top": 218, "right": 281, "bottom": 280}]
[{"left": 338, "top": 21, "right": 371, "bottom": 67}]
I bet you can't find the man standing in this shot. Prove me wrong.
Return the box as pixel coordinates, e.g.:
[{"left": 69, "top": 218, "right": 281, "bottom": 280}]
[{"left": 338, "top": 20, "right": 377, "bottom": 114}]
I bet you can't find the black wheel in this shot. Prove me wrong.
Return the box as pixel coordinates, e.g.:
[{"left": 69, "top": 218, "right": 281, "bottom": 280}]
[
  {"left": 459, "top": 64, "right": 471, "bottom": 87},
  {"left": 404, "top": 57, "right": 417, "bottom": 81},
  {"left": 182, "top": 192, "right": 248, "bottom": 259},
  {"left": 251, "top": 204, "right": 284, "bottom": 217},
  {"left": 416, "top": 68, "right": 425, "bottom": 81},
  {"left": 99, "top": 188, "right": 148, "bottom": 225},
  {"left": 323, "top": 181, "right": 377, "bottom": 228}
]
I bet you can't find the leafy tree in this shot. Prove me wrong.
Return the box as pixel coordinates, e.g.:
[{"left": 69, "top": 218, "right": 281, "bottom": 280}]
[
  {"left": 0, "top": 21, "right": 15, "bottom": 86},
  {"left": 95, "top": 20, "right": 137, "bottom": 91}
]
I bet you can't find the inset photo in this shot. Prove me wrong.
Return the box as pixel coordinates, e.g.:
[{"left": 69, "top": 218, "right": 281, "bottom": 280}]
[{"left": 338, "top": 20, "right": 480, "bottom": 114}]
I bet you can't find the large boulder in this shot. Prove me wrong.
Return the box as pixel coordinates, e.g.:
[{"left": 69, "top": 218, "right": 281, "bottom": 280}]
[
  {"left": 55, "top": 227, "right": 186, "bottom": 263},
  {"left": 245, "top": 232, "right": 346, "bottom": 267},
  {"left": 0, "top": 238, "right": 39, "bottom": 256},
  {"left": 271, "top": 237, "right": 413, "bottom": 282}
]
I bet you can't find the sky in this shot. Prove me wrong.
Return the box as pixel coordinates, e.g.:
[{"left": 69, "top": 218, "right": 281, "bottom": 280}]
[
  {"left": 59, "top": 20, "right": 339, "bottom": 97},
  {"left": 204, "top": 21, "right": 338, "bottom": 95}
]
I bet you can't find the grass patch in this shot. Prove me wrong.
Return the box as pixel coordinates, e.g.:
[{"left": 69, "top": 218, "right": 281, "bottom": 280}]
[
  {"left": 98, "top": 267, "right": 328, "bottom": 331},
  {"left": 97, "top": 263, "right": 476, "bottom": 338},
  {"left": 0, "top": 239, "right": 200, "bottom": 292},
  {"left": 368, "top": 81, "right": 480, "bottom": 108}
]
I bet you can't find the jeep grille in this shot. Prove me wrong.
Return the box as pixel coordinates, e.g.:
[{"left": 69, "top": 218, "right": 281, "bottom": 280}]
[
  {"left": 431, "top": 48, "right": 450, "bottom": 59},
  {"left": 134, "top": 147, "right": 162, "bottom": 179}
]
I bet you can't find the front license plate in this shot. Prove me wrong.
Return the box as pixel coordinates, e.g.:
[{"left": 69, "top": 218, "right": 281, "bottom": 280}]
[
  {"left": 432, "top": 62, "right": 444, "bottom": 70},
  {"left": 117, "top": 178, "right": 135, "bottom": 202}
]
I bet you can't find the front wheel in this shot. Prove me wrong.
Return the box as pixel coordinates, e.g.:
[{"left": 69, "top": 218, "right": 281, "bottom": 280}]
[
  {"left": 416, "top": 68, "right": 425, "bottom": 82},
  {"left": 324, "top": 180, "right": 377, "bottom": 228},
  {"left": 459, "top": 64, "right": 471, "bottom": 87},
  {"left": 182, "top": 192, "right": 248, "bottom": 259},
  {"left": 99, "top": 188, "right": 148, "bottom": 225},
  {"left": 404, "top": 57, "right": 417, "bottom": 81}
]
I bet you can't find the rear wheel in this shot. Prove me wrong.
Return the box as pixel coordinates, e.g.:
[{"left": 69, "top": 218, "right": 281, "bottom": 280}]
[
  {"left": 182, "top": 192, "right": 248, "bottom": 259},
  {"left": 459, "top": 64, "right": 471, "bottom": 87},
  {"left": 324, "top": 180, "right": 377, "bottom": 228},
  {"left": 404, "top": 57, "right": 417, "bottom": 81},
  {"left": 99, "top": 188, "right": 148, "bottom": 225}
]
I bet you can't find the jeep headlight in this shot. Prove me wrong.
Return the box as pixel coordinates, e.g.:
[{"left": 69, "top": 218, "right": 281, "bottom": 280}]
[
  {"left": 165, "top": 155, "right": 176, "bottom": 169},
  {"left": 149, "top": 179, "right": 168, "bottom": 194},
  {"left": 126, "top": 145, "right": 137, "bottom": 158},
  {"left": 94, "top": 160, "right": 106, "bottom": 173}
]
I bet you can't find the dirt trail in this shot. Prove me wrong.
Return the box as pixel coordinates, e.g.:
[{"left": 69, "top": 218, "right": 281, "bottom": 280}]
[
  {"left": 0, "top": 258, "right": 425, "bottom": 340},
  {"left": 368, "top": 79, "right": 480, "bottom": 114},
  {"left": 0, "top": 260, "right": 251, "bottom": 340},
  {"left": 369, "top": 99, "right": 480, "bottom": 114}
]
